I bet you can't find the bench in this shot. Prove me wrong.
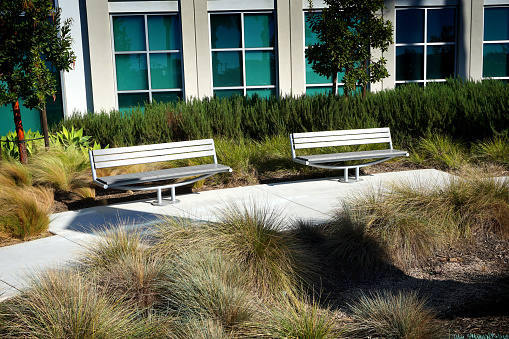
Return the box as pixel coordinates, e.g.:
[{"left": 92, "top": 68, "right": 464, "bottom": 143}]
[
  {"left": 89, "top": 139, "right": 232, "bottom": 205},
  {"left": 290, "top": 127, "right": 409, "bottom": 182}
]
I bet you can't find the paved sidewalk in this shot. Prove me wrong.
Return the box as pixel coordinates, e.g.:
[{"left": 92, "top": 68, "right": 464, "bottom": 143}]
[{"left": 0, "top": 169, "right": 450, "bottom": 300}]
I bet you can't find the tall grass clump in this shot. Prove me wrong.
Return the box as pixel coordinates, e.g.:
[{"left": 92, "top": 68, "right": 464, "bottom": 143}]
[
  {"left": 30, "top": 147, "right": 93, "bottom": 197},
  {"left": 473, "top": 136, "right": 509, "bottom": 167},
  {"left": 162, "top": 248, "right": 255, "bottom": 334},
  {"left": 0, "top": 186, "right": 53, "bottom": 240},
  {"left": 0, "top": 160, "right": 32, "bottom": 187},
  {"left": 2, "top": 269, "right": 160, "bottom": 338},
  {"left": 345, "top": 291, "right": 445, "bottom": 339},
  {"left": 211, "top": 202, "right": 316, "bottom": 295},
  {"left": 413, "top": 134, "right": 468, "bottom": 170},
  {"left": 79, "top": 226, "right": 170, "bottom": 310},
  {"left": 266, "top": 293, "right": 341, "bottom": 339}
]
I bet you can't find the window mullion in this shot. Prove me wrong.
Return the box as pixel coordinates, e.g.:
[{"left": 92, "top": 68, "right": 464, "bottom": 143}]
[
  {"left": 145, "top": 15, "right": 153, "bottom": 102},
  {"left": 241, "top": 13, "right": 247, "bottom": 96}
]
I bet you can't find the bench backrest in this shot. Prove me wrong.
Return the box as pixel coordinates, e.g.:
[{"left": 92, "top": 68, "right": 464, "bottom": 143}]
[
  {"left": 89, "top": 139, "right": 218, "bottom": 173},
  {"left": 290, "top": 127, "right": 393, "bottom": 158}
]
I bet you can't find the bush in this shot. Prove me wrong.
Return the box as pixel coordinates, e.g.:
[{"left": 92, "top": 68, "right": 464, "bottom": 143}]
[{"left": 345, "top": 291, "right": 445, "bottom": 339}]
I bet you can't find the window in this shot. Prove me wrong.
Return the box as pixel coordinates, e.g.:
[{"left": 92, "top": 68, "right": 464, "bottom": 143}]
[
  {"left": 209, "top": 12, "right": 276, "bottom": 99},
  {"left": 483, "top": 7, "right": 509, "bottom": 79},
  {"left": 304, "top": 11, "right": 357, "bottom": 96},
  {"left": 395, "top": 8, "right": 456, "bottom": 86},
  {"left": 112, "top": 14, "right": 183, "bottom": 110}
]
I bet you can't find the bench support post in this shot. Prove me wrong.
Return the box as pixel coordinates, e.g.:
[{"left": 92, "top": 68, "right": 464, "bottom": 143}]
[{"left": 355, "top": 167, "right": 360, "bottom": 181}]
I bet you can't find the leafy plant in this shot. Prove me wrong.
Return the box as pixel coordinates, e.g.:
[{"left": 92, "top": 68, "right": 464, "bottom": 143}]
[{"left": 1, "top": 130, "right": 44, "bottom": 160}]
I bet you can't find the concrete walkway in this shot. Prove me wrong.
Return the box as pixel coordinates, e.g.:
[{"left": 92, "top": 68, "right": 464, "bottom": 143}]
[{"left": 0, "top": 169, "right": 450, "bottom": 300}]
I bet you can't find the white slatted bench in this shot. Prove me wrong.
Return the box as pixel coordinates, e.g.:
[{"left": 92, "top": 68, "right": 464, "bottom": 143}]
[
  {"left": 290, "top": 127, "right": 409, "bottom": 182},
  {"left": 89, "top": 139, "right": 232, "bottom": 205}
]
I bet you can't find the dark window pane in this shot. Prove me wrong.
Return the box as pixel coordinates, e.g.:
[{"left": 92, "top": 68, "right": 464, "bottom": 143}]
[
  {"left": 396, "top": 46, "right": 424, "bottom": 81},
  {"left": 212, "top": 51, "right": 243, "bottom": 87},
  {"left": 484, "top": 7, "right": 509, "bottom": 41},
  {"left": 214, "top": 89, "right": 243, "bottom": 98},
  {"left": 152, "top": 91, "right": 182, "bottom": 103},
  {"left": 245, "top": 51, "right": 275, "bottom": 86},
  {"left": 118, "top": 93, "right": 149, "bottom": 111},
  {"left": 115, "top": 54, "right": 148, "bottom": 91},
  {"left": 150, "top": 53, "right": 182, "bottom": 89},
  {"left": 148, "top": 15, "right": 181, "bottom": 51},
  {"left": 210, "top": 14, "right": 241, "bottom": 49},
  {"left": 427, "top": 8, "right": 455, "bottom": 43},
  {"left": 483, "top": 43, "right": 509, "bottom": 77},
  {"left": 427, "top": 45, "right": 455, "bottom": 79},
  {"left": 244, "top": 14, "right": 275, "bottom": 48},
  {"left": 396, "top": 9, "right": 424, "bottom": 43},
  {"left": 113, "top": 16, "right": 146, "bottom": 51}
]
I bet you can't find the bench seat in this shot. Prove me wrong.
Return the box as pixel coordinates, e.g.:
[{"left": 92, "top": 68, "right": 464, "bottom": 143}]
[
  {"left": 295, "top": 149, "right": 409, "bottom": 164},
  {"left": 96, "top": 164, "right": 232, "bottom": 188}
]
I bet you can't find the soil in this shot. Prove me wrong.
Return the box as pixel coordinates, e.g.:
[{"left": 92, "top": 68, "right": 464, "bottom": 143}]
[{"left": 5, "top": 162, "right": 509, "bottom": 336}]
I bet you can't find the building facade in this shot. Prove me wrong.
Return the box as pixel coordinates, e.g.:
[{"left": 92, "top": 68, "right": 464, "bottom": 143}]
[{"left": 0, "top": 0, "right": 507, "bottom": 134}]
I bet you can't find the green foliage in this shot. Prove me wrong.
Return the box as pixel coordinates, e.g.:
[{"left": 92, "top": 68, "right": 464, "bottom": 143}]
[
  {"left": 1, "top": 130, "right": 44, "bottom": 159},
  {"left": 51, "top": 126, "right": 91, "bottom": 149},
  {"left": 60, "top": 80, "right": 509, "bottom": 151},
  {"left": 0, "top": 0, "right": 76, "bottom": 109},
  {"left": 306, "top": 0, "right": 393, "bottom": 95}
]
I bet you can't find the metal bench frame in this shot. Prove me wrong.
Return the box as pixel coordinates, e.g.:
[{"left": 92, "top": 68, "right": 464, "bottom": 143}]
[
  {"left": 89, "top": 139, "right": 232, "bottom": 205},
  {"left": 290, "top": 127, "right": 409, "bottom": 182}
]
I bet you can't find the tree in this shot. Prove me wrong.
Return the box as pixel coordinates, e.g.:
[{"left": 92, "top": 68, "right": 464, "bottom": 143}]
[
  {"left": 306, "top": 0, "right": 393, "bottom": 97},
  {"left": 0, "top": 0, "right": 75, "bottom": 163}
]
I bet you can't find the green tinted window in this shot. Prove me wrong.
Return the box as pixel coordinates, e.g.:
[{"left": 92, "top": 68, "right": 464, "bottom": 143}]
[
  {"left": 483, "top": 43, "right": 509, "bottom": 77},
  {"left": 152, "top": 91, "right": 182, "bottom": 103},
  {"left": 214, "top": 89, "right": 243, "bottom": 98},
  {"left": 115, "top": 54, "right": 148, "bottom": 91},
  {"left": 305, "top": 87, "right": 332, "bottom": 96},
  {"left": 118, "top": 93, "right": 149, "bottom": 111},
  {"left": 484, "top": 7, "right": 509, "bottom": 41},
  {"left": 305, "top": 12, "right": 321, "bottom": 46},
  {"left": 247, "top": 88, "right": 275, "bottom": 99},
  {"left": 427, "top": 45, "right": 455, "bottom": 79},
  {"left": 210, "top": 14, "right": 241, "bottom": 49},
  {"left": 150, "top": 53, "right": 182, "bottom": 89},
  {"left": 306, "top": 58, "right": 330, "bottom": 84},
  {"left": 244, "top": 14, "right": 274, "bottom": 48},
  {"left": 148, "top": 15, "right": 180, "bottom": 51},
  {"left": 245, "top": 51, "right": 275, "bottom": 86},
  {"left": 396, "top": 46, "right": 424, "bottom": 81},
  {"left": 427, "top": 8, "right": 455, "bottom": 43},
  {"left": 212, "top": 51, "right": 243, "bottom": 87},
  {"left": 396, "top": 9, "right": 424, "bottom": 44},
  {"left": 113, "top": 16, "right": 146, "bottom": 51}
]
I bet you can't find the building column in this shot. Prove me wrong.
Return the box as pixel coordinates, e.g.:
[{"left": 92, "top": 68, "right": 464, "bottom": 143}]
[
  {"left": 373, "top": 0, "right": 396, "bottom": 92},
  {"left": 193, "top": 0, "right": 213, "bottom": 99},
  {"left": 464, "top": 0, "right": 484, "bottom": 81},
  {"left": 85, "top": 0, "right": 116, "bottom": 112},
  {"left": 180, "top": 0, "right": 199, "bottom": 99},
  {"left": 276, "top": 0, "right": 292, "bottom": 96}
]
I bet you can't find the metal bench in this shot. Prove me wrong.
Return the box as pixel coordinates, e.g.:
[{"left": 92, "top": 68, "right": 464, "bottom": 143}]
[
  {"left": 89, "top": 139, "right": 232, "bottom": 205},
  {"left": 290, "top": 127, "right": 409, "bottom": 182}
]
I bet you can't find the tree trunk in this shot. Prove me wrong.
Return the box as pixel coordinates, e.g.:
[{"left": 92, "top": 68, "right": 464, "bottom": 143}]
[
  {"left": 12, "top": 100, "right": 28, "bottom": 164},
  {"left": 332, "top": 71, "right": 338, "bottom": 95},
  {"left": 362, "top": 58, "right": 368, "bottom": 98},
  {"left": 40, "top": 105, "right": 50, "bottom": 149}
]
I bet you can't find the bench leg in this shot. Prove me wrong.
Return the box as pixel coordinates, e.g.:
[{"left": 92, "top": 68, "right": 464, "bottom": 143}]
[
  {"left": 344, "top": 168, "right": 348, "bottom": 183},
  {"left": 152, "top": 187, "right": 180, "bottom": 206},
  {"left": 171, "top": 187, "right": 176, "bottom": 202},
  {"left": 355, "top": 167, "right": 360, "bottom": 181}
]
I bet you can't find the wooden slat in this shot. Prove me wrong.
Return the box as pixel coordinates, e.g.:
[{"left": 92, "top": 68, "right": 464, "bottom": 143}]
[
  {"left": 92, "top": 139, "right": 214, "bottom": 156},
  {"left": 294, "top": 137, "right": 392, "bottom": 149},
  {"left": 93, "top": 144, "right": 214, "bottom": 163},
  {"left": 94, "top": 150, "right": 216, "bottom": 169},
  {"left": 292, "top": 127, "right": 390, "bottom": 139},
  {"left": 292, "top": 132, "right": 390, "bottom": 145}
]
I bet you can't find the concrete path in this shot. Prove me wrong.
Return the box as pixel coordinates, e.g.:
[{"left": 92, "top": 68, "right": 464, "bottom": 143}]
[{"left": 0, "top": 169, "right": 450, "bottom": 300}]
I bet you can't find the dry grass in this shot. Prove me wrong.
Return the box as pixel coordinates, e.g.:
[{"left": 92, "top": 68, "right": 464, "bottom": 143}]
[
  {"left": 1, "top": 269, "right": 161, "bottom": 338},
  {"left": 0, "top": 160, "right": 32, "bottom": 187},
  {"left": 0, "top": 186, "right": 54, "bottom": 240},
  {"left": 345, "top": 291, "right": 445, "bottom": 339}
]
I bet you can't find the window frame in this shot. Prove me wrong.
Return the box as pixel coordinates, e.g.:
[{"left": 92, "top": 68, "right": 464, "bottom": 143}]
[
  {"left": 208, "top": 11, "right": 278, "bottom": 98},
  {"left": 482, "top": 5, "right": 509, "bottom": 80},
  {"left": 394, "top": 6, "right": 457, "bottom": 86},
  {"left": 110, "top": 12, "right": 184, "bottom": 109}
]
